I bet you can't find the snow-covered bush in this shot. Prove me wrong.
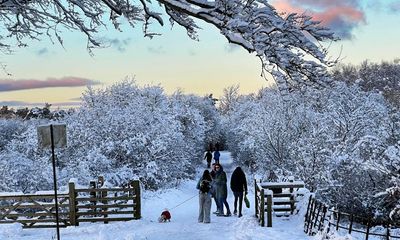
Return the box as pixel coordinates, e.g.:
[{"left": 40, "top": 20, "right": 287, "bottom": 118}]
[
  {"left": 222, "top": 83, "right": 398, "bottom": 219},
  {"left": 0, "top": 119, "right": 26, "bottom": 151},
  {"left": 0, "top": 81, "right": 215, "bottom": 191}
]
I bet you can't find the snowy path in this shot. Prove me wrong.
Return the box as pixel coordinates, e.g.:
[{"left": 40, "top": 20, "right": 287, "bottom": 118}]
[{"left": 0, "top": 151, "right": 312, "bottom": 240}]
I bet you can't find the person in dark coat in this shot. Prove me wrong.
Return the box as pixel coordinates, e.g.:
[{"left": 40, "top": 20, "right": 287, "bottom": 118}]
[
  {"left": 196, "top": 170, "right": 213, "bottom": 223},
  {"left": 204, "top": 150, "right": 213, "bottom": 168},
  {"left": 230, "top": 167, "right": 248, "bottom": 217},
  {"left": 214, "top": 164, "right": 231, "bottom": 216}
]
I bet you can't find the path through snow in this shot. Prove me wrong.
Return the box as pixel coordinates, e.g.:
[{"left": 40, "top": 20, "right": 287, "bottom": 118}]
[{"left": 0, "top": 151, "right": 313, "bottom": 240}]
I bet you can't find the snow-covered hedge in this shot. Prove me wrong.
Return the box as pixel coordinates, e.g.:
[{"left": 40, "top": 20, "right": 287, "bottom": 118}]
[
  {"left": 0, "top": 81, "right": 219, "bottom": 191},
  {"left": 222, "top": 82, "right": 399, "bottom": 219}
]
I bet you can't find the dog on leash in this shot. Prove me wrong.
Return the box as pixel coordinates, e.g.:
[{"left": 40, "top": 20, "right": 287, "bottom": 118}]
[{"left": 158, "top": 209, "right": 171, "bottom": 223}]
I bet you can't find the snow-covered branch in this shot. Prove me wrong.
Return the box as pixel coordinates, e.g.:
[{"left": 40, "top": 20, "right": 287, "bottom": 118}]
[{"left": 0, "top": 0, "right": 337, "bottom": 90}]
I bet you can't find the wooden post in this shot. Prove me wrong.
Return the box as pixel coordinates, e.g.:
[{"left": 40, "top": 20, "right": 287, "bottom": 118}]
[
  {"left": 97, "top": 176, "right": 104, "bottom": 187},
  {"left": 327, "top": 208, "right": 332, "bottom": 234},
  {"left": 311, "top": 202, "right": 322, "bottom": 235},
  {"left": 260, "top": 189, "right": 265, "bottom": 227},
  {"left": 101, "top": 189, "right": 108, "bottom": 224},
  {"left": 349, "top": 214, "right": 353, "bottom": 234},
  {"left": 319, "top": 205, "right": 327, "bottom": 231},
  {"left": 254, "top": 179, "right": 258, "bottom": 218},
  {"left": 289, "top": 178, "right": 294, "bottom": 214},
  {"left": 336, "top": 212, "right": 341, "bottom": 231},
  {"left": 131, "top": 180, "right": 141, "bottom": 219},
  {"left": 365, "top": 219, "right": 371, "bottom": 240},
  {"left": 306, "top": 198, "right": 315, "bottom": 235},
  {"left": 96, "top": 176, "right": 108, "bottom": 223},
  {"left": 308, "top": 199, "right": 318, "bottom": 235},
  {"left": 89, "top": 180, "right": 97, "bottom": 218},
  {"left": 386, "top": 224, "right": 390, "bottom": 240},
  {"left": 266, "top": 192, "right": 272, "bottom": 227},
  {"left": 304, "top": 195, "right": 312, "bottom": 232},
  {"left": 68, "top": 182, "right": 77, "bottom": 226}
]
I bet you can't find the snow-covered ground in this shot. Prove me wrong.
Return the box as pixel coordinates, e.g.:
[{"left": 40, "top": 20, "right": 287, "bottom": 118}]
[{"left": 0, "top": 151, "right": 312, "bottom": 240}]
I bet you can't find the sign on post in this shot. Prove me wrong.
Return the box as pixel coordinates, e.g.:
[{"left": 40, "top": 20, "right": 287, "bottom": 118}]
[
  {"left": 37, "top": 124, "right": 67, "bottom": 149},
  {"left": 36, "top": 123, "right": 67, "bottom": 240}
]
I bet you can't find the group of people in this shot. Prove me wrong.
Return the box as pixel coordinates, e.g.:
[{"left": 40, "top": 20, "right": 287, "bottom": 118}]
[
  {"left": 197, "top": 150, "right": 248, "bottom": 224},
  {"left": 204, "top": 149, "right": 219, "bottom": 167}
]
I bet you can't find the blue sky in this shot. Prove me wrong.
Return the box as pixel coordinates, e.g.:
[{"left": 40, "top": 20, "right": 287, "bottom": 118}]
[{"left": 0, "top": 0, "right": 399, "bottom": 108}]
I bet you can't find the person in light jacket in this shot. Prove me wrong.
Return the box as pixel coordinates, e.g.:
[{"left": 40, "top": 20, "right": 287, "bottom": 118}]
[{"left": 196, "top": 170, "right": 213, "bottom": 223}]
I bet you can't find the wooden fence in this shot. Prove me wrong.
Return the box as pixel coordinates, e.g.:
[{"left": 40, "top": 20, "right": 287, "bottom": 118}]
[
  {"left": 304, "top": 196, "right": 400, "bottom": 239},
  {"left": 0, "top": 180, "right": 141, "bottom": 228},
  {"left": 255, "top": 179, "right": 305, "bottom": 227}
]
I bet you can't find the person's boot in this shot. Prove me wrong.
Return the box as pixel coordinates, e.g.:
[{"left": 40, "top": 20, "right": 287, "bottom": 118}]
[
  {"left": 233, "top": 210, "right": 237, "bottom": 215},
  {"left": 238, "top": 213, "right": 243, "bottom": 218}
]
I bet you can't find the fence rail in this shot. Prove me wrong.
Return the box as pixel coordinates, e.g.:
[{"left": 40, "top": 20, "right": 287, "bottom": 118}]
[
  {"left": 0, "top": 180, "right": 141, "bottom": 228},
  {"left": 304, "top": 196, "right": 400, "bottom": 240}
]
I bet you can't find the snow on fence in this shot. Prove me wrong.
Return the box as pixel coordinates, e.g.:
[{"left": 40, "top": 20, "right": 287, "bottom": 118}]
[
  {"left": 304, "top": 196, "right": 400, "bottom": 239},
  {"left": 0, "top": 180, "right": 141, "bottom": 228},
  {"left": 254, "top": 178, "right": 305, "bottom": 227}
]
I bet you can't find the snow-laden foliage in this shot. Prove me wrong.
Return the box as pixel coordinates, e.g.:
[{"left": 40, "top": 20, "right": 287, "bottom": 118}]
[
  {"left": 222, "top": 83, "right": 399, "bottom": 219},
  {"left": 332, "top": 60, "right": 400, "bottom": 107},
  {"left": 0, "top": 119, "right": 26, "bottom": 151},
  {"left": 0, "top": 81, "right": 216, "bottom": 191},
  {"left": 0, "top": 0, "right": 336, "bottom": 89}
]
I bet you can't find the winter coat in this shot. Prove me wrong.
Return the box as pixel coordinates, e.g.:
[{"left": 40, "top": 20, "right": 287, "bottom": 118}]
[
  {"left": 196, "top": 177, "right": 212, "bottom": 195},
  {"left": 204, "top": 152, "right": 212, "bottom": 162},
  {"left": 230, "top": 167, "right": 248, "bottom": 193},
  {"left": 214, "top": 167, "right": 228, "bottom": 199},
  {"left": 213, "top": 151, "right": 220, "bottom": 160}
]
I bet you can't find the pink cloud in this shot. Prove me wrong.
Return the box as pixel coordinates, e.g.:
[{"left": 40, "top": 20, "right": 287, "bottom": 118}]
[
  {"left": 271, "top": 0, "right": 366, "bottom": 39},
  {"left": 0, "top": 77, "right": 99, "bottom": 92},
  {"left": 312, "top": 6, "right": 365, "bottom": 25}
]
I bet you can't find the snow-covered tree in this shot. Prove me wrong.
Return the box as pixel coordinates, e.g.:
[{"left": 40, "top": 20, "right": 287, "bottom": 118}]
[
  {"left": 332, "top": 60, "right": 400, "bottom": 107},
  {"left": 0, "top": 0, "right": 336, "bottom": 90},
  {"left": 222, "top": 82, "right": 398, "bottom": 219},
  {"left": 0, "top": 80, "right": 213, "bottom": 191},
  {"left": 0, "top": 119, "right": 26, "bottom": 151}
]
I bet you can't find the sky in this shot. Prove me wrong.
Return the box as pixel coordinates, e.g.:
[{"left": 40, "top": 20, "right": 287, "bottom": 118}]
[{"left": 0, "top": 0, "right": 400, "bottom": 108}]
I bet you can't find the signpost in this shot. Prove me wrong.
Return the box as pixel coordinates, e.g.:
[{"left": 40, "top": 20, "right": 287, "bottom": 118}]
[{"left": 37, "top": 124, "right": 67, "bottom": 240}]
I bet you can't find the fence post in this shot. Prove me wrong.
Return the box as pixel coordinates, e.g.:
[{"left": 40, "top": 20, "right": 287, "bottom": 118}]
[
  {"left": 255, "top": 179, "right": 258, "bottom": 218},
  {"left": 132, "top": 180, "right": 141, "bottom": 219},
  {"left": 101, "top": 189, "right": 108, "bottom": 224},
  {"left": 68, "top": 182, "right": 77, "bottom": 226},
  {"left": 319, "top": 205, "right": 327, "bottom": 232},
  {"left": 365, "top": 219, "right": 371, "bottom": 240},
  {"left": 89, "top": 180, "right": 97, "bottom": 218},
  {"left": 306, "top": 198, "right": 315, "bottom": 235},
  {"left": 308, "top": 199, "right": 318, "bottom": 235},
  {"left": 327, "top": 208, "right": 333, "bottom": 234},
  {"left": 386, "top": 224, "right": 390, "bottom": 240},
  {"left": 266, "top": 191, "right": 272, "bottom": 227},
  {"left": 336, "top": 212, "right": 341, "bottom": 231},
  {"left": 349, "top": 214, "right": 353, "bottom": 234},
  {"left": 289, "top": 177, "right": 294, "bottom": 214},
  {"left": 260, "top": 188, "right": 265, "bottom": 227},
  {"left": 311, "top": 202, "right": 322, "bottom": 235},
  {"left": 304, "top": 195, "right": 312, "bottom": 233}
]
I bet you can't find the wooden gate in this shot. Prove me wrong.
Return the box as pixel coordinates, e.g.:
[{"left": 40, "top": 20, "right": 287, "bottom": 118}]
[
  {"left": 255, "top": 178, "right": 305, "bottom": 227},
  {"left": 0, "top": 179, "right": 141, "bottom": 228},
  {"left": 0, "top": 192, "right": 71, "bottom": 228}
]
